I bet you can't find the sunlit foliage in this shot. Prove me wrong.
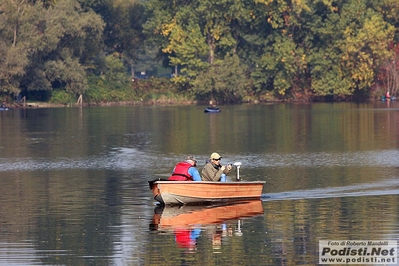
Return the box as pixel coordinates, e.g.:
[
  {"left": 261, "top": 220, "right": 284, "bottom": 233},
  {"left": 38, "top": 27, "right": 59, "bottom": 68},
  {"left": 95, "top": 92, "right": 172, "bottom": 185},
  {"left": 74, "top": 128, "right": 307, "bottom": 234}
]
[{"left": 0, "top": 0, "right": 398, "bottom": 103}]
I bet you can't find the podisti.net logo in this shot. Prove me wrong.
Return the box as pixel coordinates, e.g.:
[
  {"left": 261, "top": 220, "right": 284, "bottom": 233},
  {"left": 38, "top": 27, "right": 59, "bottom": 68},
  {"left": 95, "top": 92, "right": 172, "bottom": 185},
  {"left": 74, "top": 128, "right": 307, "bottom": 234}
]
[{"left": 319, "top": 240, "right": 397, "bottom": 264}]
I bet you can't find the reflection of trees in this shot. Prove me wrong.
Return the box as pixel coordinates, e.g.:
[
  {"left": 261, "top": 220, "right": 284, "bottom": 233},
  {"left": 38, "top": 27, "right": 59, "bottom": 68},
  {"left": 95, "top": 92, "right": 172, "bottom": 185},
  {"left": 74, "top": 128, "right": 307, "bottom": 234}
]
[
  {"left": 0, "top": 107, "right": 148, "bottom": 265},
  {"left": 1, "top": 105, "right": 399, "bottom": 265},
  {"left": 147, "top": 193, "right": 399, "bottom": 265},
  {"left": 262, "top": 195, "right": 399, "bottom": 265},
  {"left": 147, "top": 221, "right": 266, "bottom": 265},
  {"left": 0, "top": 169, "right": 117, "bottom": 265},
  {"left": 134, "top": 104, "right": 399, "bottom": 164}
]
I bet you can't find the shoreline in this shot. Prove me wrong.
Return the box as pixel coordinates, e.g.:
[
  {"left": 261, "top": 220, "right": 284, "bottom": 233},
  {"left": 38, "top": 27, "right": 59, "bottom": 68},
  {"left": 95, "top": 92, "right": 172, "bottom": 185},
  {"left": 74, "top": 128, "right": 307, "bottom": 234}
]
[{"left": 6, "top": 97, "right": 385, "bottom": 109}]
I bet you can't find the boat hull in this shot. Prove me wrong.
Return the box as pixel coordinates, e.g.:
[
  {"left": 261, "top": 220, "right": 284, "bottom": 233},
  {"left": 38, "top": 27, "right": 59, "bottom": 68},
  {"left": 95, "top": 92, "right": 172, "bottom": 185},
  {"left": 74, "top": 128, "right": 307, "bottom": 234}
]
[
  {"left": 204, "top": 107, "right": 220, "bottom": 113},
  {"left": 149, "top": 180, "right": 265, "bottom": 205}
]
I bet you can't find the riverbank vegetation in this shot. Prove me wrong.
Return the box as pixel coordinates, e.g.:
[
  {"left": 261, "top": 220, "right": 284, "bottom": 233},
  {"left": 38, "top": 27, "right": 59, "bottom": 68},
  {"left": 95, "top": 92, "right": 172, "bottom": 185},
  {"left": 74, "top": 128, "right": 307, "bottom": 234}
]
[{"left": 1, "top": 0, "right": 399, "bottom": 106}]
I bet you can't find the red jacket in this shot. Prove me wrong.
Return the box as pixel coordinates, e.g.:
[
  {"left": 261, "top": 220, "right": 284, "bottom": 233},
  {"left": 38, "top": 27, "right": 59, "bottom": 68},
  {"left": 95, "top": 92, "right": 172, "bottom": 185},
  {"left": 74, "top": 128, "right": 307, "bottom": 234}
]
[{"left": 168, "top": 161, "right": 193, "bottom": 181}]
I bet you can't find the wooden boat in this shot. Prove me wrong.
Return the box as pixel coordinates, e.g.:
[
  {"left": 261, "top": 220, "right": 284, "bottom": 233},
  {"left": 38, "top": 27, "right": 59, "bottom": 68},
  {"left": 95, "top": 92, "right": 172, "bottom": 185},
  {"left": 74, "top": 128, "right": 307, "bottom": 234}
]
[
  {"left": 148, "top": 180, "right": 265, "bottom": 205},
  {"left": 150, "top": 200, "right": 264, "bottom": 229},
  {"left": 204, "top": 106, "right": 221, "bottom": 113}
]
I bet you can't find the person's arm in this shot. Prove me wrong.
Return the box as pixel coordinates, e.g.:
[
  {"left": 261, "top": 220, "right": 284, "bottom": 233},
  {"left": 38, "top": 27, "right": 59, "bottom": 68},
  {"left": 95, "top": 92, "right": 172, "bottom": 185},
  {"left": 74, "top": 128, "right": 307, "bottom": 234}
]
[{"left": 188, "top": 167, "right": 202, "bottom": 181}]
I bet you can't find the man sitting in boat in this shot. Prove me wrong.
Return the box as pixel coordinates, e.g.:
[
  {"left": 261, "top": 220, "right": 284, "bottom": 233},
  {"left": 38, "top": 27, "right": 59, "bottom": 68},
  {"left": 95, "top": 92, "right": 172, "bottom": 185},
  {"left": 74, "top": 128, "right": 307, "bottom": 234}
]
[
  {"left": 168, "top": 156, "right": 202, "bottom": 181},
  {"left": 201, "top": 152, "right": 232, "bottom": 181}
]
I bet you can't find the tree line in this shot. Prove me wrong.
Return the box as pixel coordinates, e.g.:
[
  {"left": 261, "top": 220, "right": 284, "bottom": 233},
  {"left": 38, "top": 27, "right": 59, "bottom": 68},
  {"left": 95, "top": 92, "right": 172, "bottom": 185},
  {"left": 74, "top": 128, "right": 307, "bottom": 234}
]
[{"left": 1, "top": 0, "right": 399, "bottom": 104}]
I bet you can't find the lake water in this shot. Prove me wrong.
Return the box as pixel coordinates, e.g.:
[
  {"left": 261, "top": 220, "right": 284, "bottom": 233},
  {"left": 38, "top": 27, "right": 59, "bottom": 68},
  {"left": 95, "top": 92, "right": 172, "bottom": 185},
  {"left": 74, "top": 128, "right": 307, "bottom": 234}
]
[{"left": 0, "top": 103, "right": 398, "bottom": 265}]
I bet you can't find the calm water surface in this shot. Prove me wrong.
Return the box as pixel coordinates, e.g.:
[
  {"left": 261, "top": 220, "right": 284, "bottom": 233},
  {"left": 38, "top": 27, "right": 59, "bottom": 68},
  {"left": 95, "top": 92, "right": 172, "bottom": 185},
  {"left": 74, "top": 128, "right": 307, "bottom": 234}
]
[{"left": 0, "top": 103, "right": 398, "bottom": 265}]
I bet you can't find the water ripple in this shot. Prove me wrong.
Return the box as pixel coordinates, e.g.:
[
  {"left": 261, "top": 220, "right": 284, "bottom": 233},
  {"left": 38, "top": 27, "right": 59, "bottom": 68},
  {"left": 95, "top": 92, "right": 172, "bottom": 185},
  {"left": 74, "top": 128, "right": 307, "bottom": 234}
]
[
  {"left": 263, "top": 178, "right": 399, "bottom": 201},
  {"left": 249, "top": 149, "right": 399, "bottom": 168},
  {"left": 0, "top": 149, "right": 398, "bottom": 172}
]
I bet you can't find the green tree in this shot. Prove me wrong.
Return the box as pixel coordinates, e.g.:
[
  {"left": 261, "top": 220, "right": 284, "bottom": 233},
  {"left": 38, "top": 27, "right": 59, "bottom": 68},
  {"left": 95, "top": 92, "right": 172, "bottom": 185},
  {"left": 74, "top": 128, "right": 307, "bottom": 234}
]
[
  {"left": 88, "top": 0, "right": 147, "bottom": 77},
  {"left": 191, "top": 53, "right": 247, "bottom": 103},
  {"left": 0, "top": 0, "right": 104, "bottom": 97},
  {"left": 144, "top": 0, "right": 251, "bottom": 102},
  {"left": 0, "top": 0, "right": 36, "bottom": 94},
  {"left": 245, "top": 0, "right": 334, "bottom": 98},
  {"left": 309, "top": 1, "right": 394, "bottom": 98},
  {"left": 249, "top": 0, "right": 394, "bottom": 100},
  {"left": 371, "top": 0, "right": 399, "bottom": 40}
]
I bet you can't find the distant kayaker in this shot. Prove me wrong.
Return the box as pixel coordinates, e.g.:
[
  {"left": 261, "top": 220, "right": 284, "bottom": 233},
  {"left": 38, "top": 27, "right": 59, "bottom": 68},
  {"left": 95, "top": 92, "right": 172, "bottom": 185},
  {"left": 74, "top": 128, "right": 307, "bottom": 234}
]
[
  {"left": 168, "top": 156, "right": 201, "bottom": 181},
  {"left": 1, "top": 101, "right": 6, "bottom": 108},
  {"left": 201, "top": 152, "right": 232, "bottom": 182},
  {"left": 386, "top": 91, "right": 391, "bottom": 99}
]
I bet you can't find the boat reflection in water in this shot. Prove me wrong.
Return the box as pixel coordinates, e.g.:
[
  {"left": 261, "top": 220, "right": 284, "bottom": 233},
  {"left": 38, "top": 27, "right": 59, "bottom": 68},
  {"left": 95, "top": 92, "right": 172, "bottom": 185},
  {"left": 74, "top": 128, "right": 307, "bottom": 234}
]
[{"left": 149, "top": 200, "right": 264, "bottom": 252}]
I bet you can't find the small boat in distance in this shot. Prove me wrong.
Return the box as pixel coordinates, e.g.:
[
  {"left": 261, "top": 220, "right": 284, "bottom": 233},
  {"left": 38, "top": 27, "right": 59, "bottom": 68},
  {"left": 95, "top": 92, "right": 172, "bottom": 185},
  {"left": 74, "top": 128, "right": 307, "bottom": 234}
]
[
  {"left": 0, "top": 107, "right": 9, "bottom": 111},
  {"left": 381, "top": 96, "right": 396, "bottom": 101},
  {"left": 204, "top": 106, "right": 221, "bottom": 113},
  {"left": 148, "top": 180, "right": 265, "bottom": 205}
]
